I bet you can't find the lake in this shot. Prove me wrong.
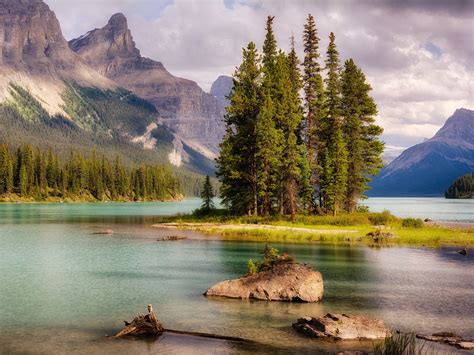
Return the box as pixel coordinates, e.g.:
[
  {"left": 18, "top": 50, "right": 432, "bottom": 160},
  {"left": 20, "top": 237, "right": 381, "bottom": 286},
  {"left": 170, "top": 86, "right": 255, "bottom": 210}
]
[{"left": 0, "top": 198, "right": 472, "bottom": 354}]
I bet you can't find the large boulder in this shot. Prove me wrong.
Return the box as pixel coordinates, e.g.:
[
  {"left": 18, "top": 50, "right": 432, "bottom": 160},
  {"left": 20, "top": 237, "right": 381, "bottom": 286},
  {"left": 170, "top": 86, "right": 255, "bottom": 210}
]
[
  {"left": 293, "top": 313, "right": 389, "bottom": 340},
  {"left": 204, "top": 263, "right": 323, "bottom": 302}
]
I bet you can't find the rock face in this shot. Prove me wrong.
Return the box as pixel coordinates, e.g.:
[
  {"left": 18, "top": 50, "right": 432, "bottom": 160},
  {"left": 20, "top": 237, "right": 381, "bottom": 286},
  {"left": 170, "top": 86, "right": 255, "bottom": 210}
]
[
  {"left": 204, "top": 263, "right": 323, "bottom": 302},
  {"left": 69, "top": 13, "right": 225, "bottom": 157},
  {"left": 210, "top": 75, "right": 233, "bottom": 107},
  {"left": 0, "top": 0, "right": 113, "bottom": 114},
  {"left": 369, "top": 108, "right": 474, "bottom": 197},
  {"left": 293, "top": 314, "right": 390, "bottom": 340}
]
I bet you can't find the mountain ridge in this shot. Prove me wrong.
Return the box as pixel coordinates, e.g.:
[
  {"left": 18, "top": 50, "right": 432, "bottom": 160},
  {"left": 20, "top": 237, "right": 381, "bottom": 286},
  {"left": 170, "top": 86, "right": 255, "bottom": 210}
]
[
  {"left": 369, "top": 108, "right": 474, "bottom": 196},
  {"left": 69, "top": 13, "right": 226, "bottom": 158}
]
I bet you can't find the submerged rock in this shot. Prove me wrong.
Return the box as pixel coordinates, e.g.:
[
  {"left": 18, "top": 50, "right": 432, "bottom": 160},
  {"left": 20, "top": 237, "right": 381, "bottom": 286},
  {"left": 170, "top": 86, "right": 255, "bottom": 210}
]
[
  {"left": 157, "top": 235, "right": 187, "bottom": 241},
  {"left": 93, "top": 229, "right": 114, "bottom": 235},
  {"left": 204, "top": 263, "right": 323, "bottom": 302},
  {"left": 293, "top": 313, "right": 389, "bottom": 340}
]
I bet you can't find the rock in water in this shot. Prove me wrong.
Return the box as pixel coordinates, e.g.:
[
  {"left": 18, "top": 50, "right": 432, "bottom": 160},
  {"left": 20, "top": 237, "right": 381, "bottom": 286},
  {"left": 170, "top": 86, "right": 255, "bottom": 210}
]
[
  {"left": 115, "top": 304, "right": 164, "bottom": 338},
  {"left": 293, "top": 313, "right": 389, "bottom": 340},
  {"left": 204, "top": 263, "right": 323, "bottom": 302}
]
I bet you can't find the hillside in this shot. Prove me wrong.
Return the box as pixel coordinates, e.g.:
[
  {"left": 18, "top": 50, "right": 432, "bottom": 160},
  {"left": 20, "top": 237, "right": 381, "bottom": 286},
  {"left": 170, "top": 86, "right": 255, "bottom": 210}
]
[
  {"left": 369, "top": 108, "right": 474, "bottom": 196},
  {"left": 69, "top": 13, "right": 225, "bottom": 159},
  {"left": 0, "top": 0, "right": 215, "bottom": 177}
]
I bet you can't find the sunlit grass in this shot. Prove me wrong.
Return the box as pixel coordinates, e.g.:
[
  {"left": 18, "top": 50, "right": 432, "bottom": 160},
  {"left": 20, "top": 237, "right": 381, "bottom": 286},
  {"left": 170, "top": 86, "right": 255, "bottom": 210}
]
[{"left": 158, "top": 210, "right": 474, "bottom": 247}]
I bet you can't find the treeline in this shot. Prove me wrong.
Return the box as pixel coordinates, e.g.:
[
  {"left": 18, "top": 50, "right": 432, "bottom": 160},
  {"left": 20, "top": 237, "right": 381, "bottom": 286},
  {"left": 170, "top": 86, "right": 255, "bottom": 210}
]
[
  {"left": 445, "top": 173, "right": 474, "bottom": 199},
  {"left": 0, "top": 144, "right": 181, "bottom": 201},
  {"left": 217, "top": 15, "right": 384, "bottom": 217}
]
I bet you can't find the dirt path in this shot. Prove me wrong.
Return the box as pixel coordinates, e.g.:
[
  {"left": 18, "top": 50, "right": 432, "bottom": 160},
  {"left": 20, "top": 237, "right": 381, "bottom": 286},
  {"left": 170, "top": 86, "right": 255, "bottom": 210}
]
[{"left": 152, "top": 222, "right": 358, "bottom": 235}]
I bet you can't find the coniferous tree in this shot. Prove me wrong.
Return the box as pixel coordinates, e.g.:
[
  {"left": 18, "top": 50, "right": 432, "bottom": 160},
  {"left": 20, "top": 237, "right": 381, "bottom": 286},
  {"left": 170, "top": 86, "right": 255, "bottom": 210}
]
[
  {"left": 216, "top": 41, "right": 261, "bottom": 215},
  {"left": 257, "top": 15, "right": 284, "bottom": 215},
  {"left": 0, "top": 145, "right": 13, "bottom": 194},
  {"left": 341, "top": 59, "right": 384, "bottom": 212},
  {"left": 302, "top": 14, "right": 325, "bottom": 210},
  {"left": 280, "top": 37, "right": 307, "bottom": 218},
  {"left": 200, "top": 175, "right": 215, "bottom": 211},
  {"left": 321, "top": 32, "right": 347, "bottom": 215}
]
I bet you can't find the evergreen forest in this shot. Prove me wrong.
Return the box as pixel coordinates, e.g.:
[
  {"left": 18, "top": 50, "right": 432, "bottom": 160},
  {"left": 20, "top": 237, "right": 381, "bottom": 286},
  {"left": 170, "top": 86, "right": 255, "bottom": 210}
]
[{"left": 217, "top": 15, "right": 384, "bottom": 216}]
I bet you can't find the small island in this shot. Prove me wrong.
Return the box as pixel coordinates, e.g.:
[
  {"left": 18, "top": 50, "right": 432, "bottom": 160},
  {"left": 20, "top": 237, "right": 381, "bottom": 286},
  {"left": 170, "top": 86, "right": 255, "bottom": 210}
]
[
  {"left": 205, "top": 245, "right": 324, "bottom": 302},
  {"left": 445, "top": 172, "right": 474, "bottom": 199}
]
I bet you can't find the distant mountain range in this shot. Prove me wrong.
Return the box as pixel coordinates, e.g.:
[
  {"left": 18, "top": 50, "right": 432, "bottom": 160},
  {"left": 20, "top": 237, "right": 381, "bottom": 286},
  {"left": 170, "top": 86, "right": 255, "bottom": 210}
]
[
  {"left": 0, "top": 0, "right": 228, "bottom": 175},
  {"left": 369, "top": 108, "right": 474, "bottom": 197}
]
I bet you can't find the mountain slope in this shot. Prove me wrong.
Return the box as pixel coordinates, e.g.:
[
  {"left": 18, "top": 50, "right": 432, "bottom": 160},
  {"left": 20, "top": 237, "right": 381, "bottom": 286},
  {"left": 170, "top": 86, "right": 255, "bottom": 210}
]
[
  {"left": 69, "top": 13, "right": 225, "bottom": 158},
  {"left": 0, "top": 0, "right": 215, "bottom": 176},
  {"left": 369, "top": 108, "right": 474, "bottom": 196}
]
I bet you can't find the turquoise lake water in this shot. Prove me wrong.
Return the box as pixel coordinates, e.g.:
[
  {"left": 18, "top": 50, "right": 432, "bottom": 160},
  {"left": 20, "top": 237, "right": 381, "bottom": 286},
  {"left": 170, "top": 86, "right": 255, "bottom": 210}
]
[{"left": 0, "top": 198, "right": 472, "bottom": 354}]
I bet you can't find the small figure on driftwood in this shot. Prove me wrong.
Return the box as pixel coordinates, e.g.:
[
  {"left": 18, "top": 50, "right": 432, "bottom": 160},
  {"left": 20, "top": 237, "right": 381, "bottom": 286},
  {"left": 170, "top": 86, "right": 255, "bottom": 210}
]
[{"left": 115, "top": 304, "right": 164, "bottom": 338}]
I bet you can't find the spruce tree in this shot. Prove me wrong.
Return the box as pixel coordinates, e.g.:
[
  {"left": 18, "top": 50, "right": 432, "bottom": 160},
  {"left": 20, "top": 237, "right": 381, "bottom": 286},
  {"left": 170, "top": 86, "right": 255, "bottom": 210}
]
[
  {"left": 341, "top": 59, "right": 384, "bottom": 212},
  {"left": 258, "top": 15, "right": 284, "bottom": 215},
  {"left": 280, "top": 37, "right": 307, "bottom": 218},
  {"left": 302, "top": 14, "right": 325, "bottom": 210},
  {"left": 321, "top": 32, "right": 347, "bottom": 215},
  {"left": 216, "top": 41, "right": 261, "bottom": 215},
  {"left": 200, "top": 175, "right": 215, "bottom": 211}
]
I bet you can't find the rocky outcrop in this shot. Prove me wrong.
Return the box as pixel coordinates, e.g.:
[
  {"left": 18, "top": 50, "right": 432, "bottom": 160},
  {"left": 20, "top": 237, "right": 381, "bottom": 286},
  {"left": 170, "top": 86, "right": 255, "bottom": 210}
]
[
  {"left": 210, "top": 75, "right": 233, "bottom": 107},
  {"left": 69, "top": 14, "right": 225, "bottom": 156},
  {"left": 0, "top": 0, "right": 114, "bottom": 115},
  {"left": 293, "top": 313, "right": 390, "bottom": 340},
  {"left": 204, "top": 263, "right": 323, "bottom": 302}
]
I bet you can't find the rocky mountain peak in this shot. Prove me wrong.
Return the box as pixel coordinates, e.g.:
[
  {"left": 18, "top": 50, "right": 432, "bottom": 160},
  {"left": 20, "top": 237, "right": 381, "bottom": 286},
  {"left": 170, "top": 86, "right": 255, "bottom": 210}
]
[
  {"left": 108, "top": 12, "right": 128, "bottom": 31},
  {"left": 71, "top": 15, "right": 226, "bottom": 157},
  {"left": 433, "top": 107, "right": 474, "bottom": 144},
  {"left": 0, "top": 0, "right": 76, "bottom": 71},
  {"left": 210, "top": 75, "right": 233, "bottom": 107}
]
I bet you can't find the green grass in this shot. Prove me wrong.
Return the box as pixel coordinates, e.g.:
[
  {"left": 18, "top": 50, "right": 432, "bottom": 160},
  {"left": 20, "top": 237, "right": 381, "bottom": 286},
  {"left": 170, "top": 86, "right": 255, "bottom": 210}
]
[{"left": 157, "top": 210, "right": 474, "bottom": 247}]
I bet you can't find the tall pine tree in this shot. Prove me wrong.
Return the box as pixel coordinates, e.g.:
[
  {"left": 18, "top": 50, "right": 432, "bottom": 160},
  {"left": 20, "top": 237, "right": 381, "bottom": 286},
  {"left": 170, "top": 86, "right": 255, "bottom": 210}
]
[
  {"left": 321, "top": 32, "right": 347, "bottom": 215},
  {"left": 302, "top": 14, "right": 325, "bottom": 211},
  {"left": 216, "top": 42, "right": 261, "bottom": 215},
  {"left": 341, "top": 59, "right": 384, "bottom": 212}
]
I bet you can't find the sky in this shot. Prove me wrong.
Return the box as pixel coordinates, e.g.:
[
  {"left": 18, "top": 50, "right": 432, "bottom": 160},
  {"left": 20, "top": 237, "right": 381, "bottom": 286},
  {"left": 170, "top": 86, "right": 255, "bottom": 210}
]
[{"left": 47, "top": 0, "right": 473, "bottom": 150}]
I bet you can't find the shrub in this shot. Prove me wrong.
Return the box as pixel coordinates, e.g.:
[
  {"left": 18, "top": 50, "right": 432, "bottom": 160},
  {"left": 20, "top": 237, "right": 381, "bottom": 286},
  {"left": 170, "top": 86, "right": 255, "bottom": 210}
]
[
  {"left": 247, "top": 259, "right": 258, "bottom": 275},
  {"left": 402, "top": 218, "right": 423, "bottom": 228},
  {"left": 368, "top": 210, "right": 395, "bottom": 226}
]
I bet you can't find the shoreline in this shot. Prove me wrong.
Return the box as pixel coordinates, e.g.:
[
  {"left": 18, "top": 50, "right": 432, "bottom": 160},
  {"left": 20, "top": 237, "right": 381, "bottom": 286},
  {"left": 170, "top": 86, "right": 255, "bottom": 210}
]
[{"left": 153, "top": 220, "right": 474, "bottom": 247}]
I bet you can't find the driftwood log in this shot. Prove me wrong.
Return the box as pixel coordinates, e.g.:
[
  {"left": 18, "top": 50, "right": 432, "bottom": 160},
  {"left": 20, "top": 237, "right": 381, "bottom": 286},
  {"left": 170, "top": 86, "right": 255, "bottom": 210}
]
[
  {"left": 115, "top": 304, "right": 255, "bottom": 343},
  {"left": 115, "top": 304, "right": 164, "bottom": 338}
]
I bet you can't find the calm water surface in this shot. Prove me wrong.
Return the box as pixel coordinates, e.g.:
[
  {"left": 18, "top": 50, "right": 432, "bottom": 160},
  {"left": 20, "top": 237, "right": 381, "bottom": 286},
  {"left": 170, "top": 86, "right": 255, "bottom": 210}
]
[{"left": 0, "top": 199, "right": 473, "bottom": 354}]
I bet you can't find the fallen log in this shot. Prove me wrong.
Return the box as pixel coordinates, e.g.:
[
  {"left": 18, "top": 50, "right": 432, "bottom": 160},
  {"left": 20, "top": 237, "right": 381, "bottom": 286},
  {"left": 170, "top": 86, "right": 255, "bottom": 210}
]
[
  {"left": 115, "top": 304, "right": 255, "bottom": 343},
  {"left": 163, "top": 328, "right": 256, "bottom": 343}
]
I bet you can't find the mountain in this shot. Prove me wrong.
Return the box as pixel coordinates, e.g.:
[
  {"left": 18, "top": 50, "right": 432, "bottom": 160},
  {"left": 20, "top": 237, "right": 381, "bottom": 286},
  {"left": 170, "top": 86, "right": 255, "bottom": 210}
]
[
  {"left": 369, "top": 108, "right": 474, "bottom": 196},
  {"left": 0, "top": 0, "right": 114, "bottom": 115},
  {"left": 210, "top": 75, "right": 233, "bottom": 107},
  {"left": 0, "top": 0, "right": 215, "bottom": 176},
  {"left": 69, "top": 13, "right": 225, "bottom": 159}
]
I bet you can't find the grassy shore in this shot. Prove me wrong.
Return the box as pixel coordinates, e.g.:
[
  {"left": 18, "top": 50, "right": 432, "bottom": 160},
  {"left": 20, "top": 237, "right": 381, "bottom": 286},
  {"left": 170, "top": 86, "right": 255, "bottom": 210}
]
[{"left": 154, "top": 211, "right": 474, "bottom": 247}]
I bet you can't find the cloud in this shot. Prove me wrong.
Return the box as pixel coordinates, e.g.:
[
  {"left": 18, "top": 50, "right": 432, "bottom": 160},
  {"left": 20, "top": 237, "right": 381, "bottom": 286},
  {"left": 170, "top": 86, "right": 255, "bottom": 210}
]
[{"left": 46, "top": 0, "right": 474, "bottom": 149}]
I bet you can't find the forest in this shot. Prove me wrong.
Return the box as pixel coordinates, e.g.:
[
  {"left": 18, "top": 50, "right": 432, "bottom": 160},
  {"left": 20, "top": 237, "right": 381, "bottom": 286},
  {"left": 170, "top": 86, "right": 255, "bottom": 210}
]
[
  {"left": 445, "top": 173, "right": 474, "bottom": 199},
  {"left": 0, "top": 144, "right": 182, "bottom": 201},
  {"left": 217, "top": 15, "right": 384, "bottom": 217}
]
